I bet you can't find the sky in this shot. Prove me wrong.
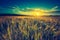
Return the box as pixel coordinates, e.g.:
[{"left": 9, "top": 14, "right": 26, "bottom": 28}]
[{"left": 0, "top": 0, "right": 60, "bottom": 15}]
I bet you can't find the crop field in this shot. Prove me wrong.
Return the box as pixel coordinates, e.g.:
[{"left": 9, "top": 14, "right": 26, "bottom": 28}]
[{"left": 0, "top": 16, "right": 60, "bottom": 40}]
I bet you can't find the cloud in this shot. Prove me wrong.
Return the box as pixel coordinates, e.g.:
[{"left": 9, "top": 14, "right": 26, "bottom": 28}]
[
  {"left": 0, "top": 6, "right": 59, "bottom": 15},
  {"left": 19, "top": 8, "right": 51, "bottom": 16},
  {"left": 50, "top": 6, "right": 58, "bottom": 11}
]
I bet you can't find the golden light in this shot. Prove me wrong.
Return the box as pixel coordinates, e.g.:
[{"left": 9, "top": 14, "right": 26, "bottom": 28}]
[
  {"left": 19, "top": 8, "right": 47, "bottom": 16},
  {"left": 18, "top": 8, "right": 56, "bottom": 16},
  {"left": 13, "top": 6, "right": 58, "bottom": 16},
  {"left": 31, "top": 9, "right": 46, "bottom": 16}
]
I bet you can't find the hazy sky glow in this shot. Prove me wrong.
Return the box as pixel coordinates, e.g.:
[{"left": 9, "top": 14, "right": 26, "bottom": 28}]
[{"left": 0, "top": 0, "right": 60, "bottom": 15}]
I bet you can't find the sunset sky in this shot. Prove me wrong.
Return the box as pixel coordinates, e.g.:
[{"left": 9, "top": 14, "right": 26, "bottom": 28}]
[{"left": 0, "top": 0, "right": 60, "bottom": 15}]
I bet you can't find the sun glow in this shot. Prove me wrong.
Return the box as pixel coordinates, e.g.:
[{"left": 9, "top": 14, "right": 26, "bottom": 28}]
[
  {"left": 19, "top": 8, "right": 47, "bottom": 16},
  {"left": 14, "top": 7, "right": 58, "bottom": 16},
  {"left": 31, "top": 9, "right": 45, "bottom": 16}
]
